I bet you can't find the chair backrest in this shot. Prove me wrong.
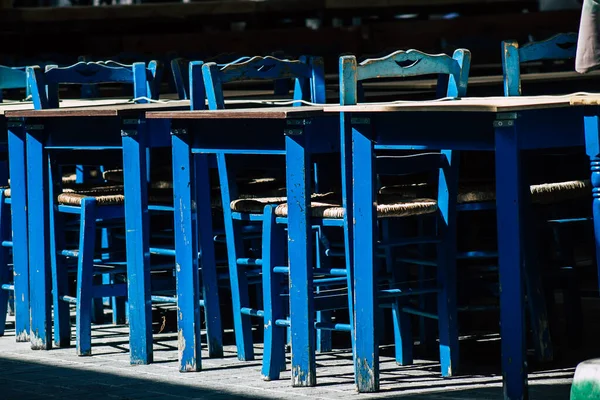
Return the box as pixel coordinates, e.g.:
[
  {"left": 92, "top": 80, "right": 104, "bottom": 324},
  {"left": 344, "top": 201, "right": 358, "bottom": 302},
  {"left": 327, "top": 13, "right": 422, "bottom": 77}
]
[
  {"left": 199, "top": 55, "right": 326, "bottom": 110},
  {"left": 501, "top": 32, "right": 577, "bottom": 96},
  {"left": 339, "top": 48, "right": 471, "bottom": 105},
  {"left": 26, "top": 60, "right": 162, "bottom": 109},
  {"left": 171, "top": 55, "right": 252, "bottom": 101},
  {"left": 0, "top": 65, "right": 27, "bottom": 102}
]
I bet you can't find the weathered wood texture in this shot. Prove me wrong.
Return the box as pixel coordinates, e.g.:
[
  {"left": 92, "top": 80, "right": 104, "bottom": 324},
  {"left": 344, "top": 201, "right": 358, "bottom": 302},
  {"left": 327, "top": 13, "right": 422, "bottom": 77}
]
[{"left": 326, "top": 94, "right": 595, "bottom": 113}]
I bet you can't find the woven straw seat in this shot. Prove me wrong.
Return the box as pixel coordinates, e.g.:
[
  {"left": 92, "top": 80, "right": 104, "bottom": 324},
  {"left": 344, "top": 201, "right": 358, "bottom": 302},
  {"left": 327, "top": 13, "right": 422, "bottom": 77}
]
[
  {"left": 62, "top": 169, "right": 99, "bottom": 185},
  {"left": 58, "top": 184, "right": 126, "bottom": 206},
  {"left": 380, "top": 180, "right": 590, "bottom": 205},
  {"left": 274, "top": 195, "right": 438, "bottom": 219},
  {"left": 57, "top": 185, "right": 173, "bottom": 207},
  {"left": 103, "top": 169, "right": 173, "bottom": 189},
  {"left": 230, "top": 192, "right": 339, "bottom": 213},
  {"left": 104, "top": 169, "right": 284, "bottom": 193}
]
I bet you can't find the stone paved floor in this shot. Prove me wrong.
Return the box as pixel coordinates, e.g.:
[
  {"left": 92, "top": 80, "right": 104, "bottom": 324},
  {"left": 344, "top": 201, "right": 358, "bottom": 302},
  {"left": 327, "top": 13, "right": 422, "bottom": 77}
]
[{"left": 0, "top": 316, "right": 575, "bottom": 400}]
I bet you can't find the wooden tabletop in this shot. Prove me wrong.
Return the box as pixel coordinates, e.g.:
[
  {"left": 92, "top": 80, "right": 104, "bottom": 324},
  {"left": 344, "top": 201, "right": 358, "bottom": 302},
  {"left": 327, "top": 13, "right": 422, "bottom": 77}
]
[
  {"left": 5, "top": 101, "right": 189, "bottom": 118},
  {"left": 325, "top": 94, "right": 598, "bottom": 113},
  {"left": 0, "top": 98, "right": 134, "bottom": 116},
  {"left": 147, "top": 106, "right": 325, "bottom": 120}
]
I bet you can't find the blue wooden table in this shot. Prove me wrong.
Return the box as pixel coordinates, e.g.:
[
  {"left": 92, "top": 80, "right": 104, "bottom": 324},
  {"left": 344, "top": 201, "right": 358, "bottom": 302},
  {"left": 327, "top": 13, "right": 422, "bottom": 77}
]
[
  {"left": 1, "top": 99, "right": 125, "bottom": 343},
  {"left": 0, "top": 101, "right": 35, "bottom": 343},
  {"left": 5, "top": 101, "right": 184, "bottom": 359},
  {"left": 326, "top": 95, "right": 593, "bottom": 399},
  {"left": 145, "top": 105, "right": 339, "bottom": 382}
]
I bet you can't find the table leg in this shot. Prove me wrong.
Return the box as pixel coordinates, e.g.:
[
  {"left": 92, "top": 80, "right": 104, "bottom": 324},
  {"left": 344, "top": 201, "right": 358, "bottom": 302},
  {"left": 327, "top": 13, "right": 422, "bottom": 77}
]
[
  {"left": 25, "top": 126, "right": 52, "bottom": 350},
  {"left": 7, "top": 120, "right": 29, "bottom": 342},
  {"left": 584, "top": 114, "right": 600, "bottom": 292},
  {"left": 494, "top": 121, "right": 528, "bottom": 400},
  {"left": 172, "top": 127, "right": 202, "bottom": 372},
  {"left": 350, "top": 121, "right": 379, "bottom": 393},
  {"left": 285, "top": 124, "right": 316, "bottom": 387},
  {"left": 122, "top": 119, "right": 153, "bottom": 365},
  {"left": 436, "top": 150, "right": 459, "bottom": 377}
]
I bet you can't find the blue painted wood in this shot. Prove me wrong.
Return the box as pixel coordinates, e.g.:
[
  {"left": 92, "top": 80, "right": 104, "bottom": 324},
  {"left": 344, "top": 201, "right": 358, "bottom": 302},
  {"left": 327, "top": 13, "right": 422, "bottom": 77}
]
[
  {"left": 212, "top": 55, "right": 314, "bottom": 84},
  {"left": 171, "top": 128, "right": 202, "bottom": 371},
  {"left": 197, "top": 55, "right": 326, "bottom": 365},
  {"left": 339, "top": 61, "right": 356, "bottom": 377},
  {"left": 189, "top": 61, "right": 206, "bottom": 111},
  {"left": 502, "top": 33, "right": 577, "bottom": 96},
  {"left": 202, "top": 55, "right": 320, "bottom": 110},
  {"left": 435, "top": 150, "right": 459, "bottom": 377},
  {"left": 171, "top": 58, "right": 189, "bottom": 100},
  {"left": 75, "top": 198, "right": 97, "bottom": 356},
  {"left": 194, "top": 153, "right": 223, "bottom": 358},
  {"left": 315, "top": 225, "right": 332, "bottom": 353},
  {"left": 0, "top": 66, "right": 27, "bottom": 103},
  {"left": 382, "top": 220, "right": 412, "bottom": 366},
  {"left": 339, "top": 48, "right": 470, "bottom": 391},
  {"left": 285, "top": 128, "right": 316, "bottom": 387},
  {"left": 495, "top": 121, "right": 528, "bottom": 400},
  {"left": 0, "top": 189, "right": 10, "bottom": 336},
  {"left": 27, "top": 61, "right": 162, "bottom": 109},
  {"left": 25, "top": 126, "right": 52, "bottom": 350},
  {"left": 216, "top": 153, "right": 254, "bottom": 361},
  {"left": 584, "top": 113, "right": 600, "bottom": 293},
  {"left": 261, "top": 205, "right": 287, "bottom": 380},
  {"left": 121, "top": 118, "right": 154, "bottom": 365},
  {"left": 501, "top": 33, "right": 578, "bottom": 363},
  {"left": 351, "top": 121, "right": 379, "bottom": 392},
  {"left": 6, "top": 120, "right": 29, "bottom": 342},
  {"left": 174, "top": 56, "right": 253, "bottom": 102},
  {"left": 48, "top": 157, "right": 71, "bottom": 348}
]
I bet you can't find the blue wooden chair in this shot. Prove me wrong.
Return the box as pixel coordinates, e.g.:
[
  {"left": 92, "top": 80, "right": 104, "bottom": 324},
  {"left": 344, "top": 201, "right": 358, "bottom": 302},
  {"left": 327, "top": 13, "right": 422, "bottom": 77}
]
[
  {"left": 171, "top": 52, "right": 292, "bottom": 101},
  {"left": 257, "top": 49, "right": 469, "bottom": 386},
  {"left": 502, "top": 32, "right": 588, "bottom": 345},
  {"left": 194, "top": 55, "right": 327, "bottom": 362},
  {"left": 26, "top": 60, "right": 163, "bottom": 355}
]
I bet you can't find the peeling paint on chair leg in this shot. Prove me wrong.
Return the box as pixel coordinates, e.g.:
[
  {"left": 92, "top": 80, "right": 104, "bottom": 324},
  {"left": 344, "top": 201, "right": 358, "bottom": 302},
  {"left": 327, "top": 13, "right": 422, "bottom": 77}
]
[{"left": 30, "top": 330, "right": 48, "bottom": 350}]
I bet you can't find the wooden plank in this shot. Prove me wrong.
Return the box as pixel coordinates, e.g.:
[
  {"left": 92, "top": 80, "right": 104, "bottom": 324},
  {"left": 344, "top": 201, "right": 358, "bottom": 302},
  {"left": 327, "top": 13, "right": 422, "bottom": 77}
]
[
  {"left": 6, "top": 101, "right": 188, "bottom": 118},
  {"left": 146, "top": 106, "right": 324, "bottom": 120},
  {"left": 324, "top": 94, "right": 586, "bottom": 113},
  {"left": 0, "top": 98, "right": 133, "bottom": 116}
]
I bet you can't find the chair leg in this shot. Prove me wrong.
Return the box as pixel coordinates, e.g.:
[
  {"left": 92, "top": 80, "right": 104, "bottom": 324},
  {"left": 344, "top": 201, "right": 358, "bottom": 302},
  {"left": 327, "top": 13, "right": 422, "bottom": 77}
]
[
  {"left": 0, "top": 192, "right": 10, "bottom": 336},
  {"left": 49, "top": 160, "right": 71, "bottom": 348},
  {"left": 76, "top": 199, "right": 98, "bottom": 356},
  {"left": 194, "top": 153, "right": 223, "bottom": 358},
  {"left": 418, "top": 220, "right": 437, "bottom": 357},
  {"left": 261, "top": 205, "right": 287, "bottom": 380},
  {"left": 315, "top": 228, "right": 332, "bottom": 353},
  {"left": 382, "top": 219, "right": 413, "bottom": 365},
  {"left": 112, "top": 275, "right": 127, "bottom": 325},
  {"left": 91, "top": 276, "right": 105, "bottom": 325},
  {"left": 217, "top": 153, "right": 254, "bottom": 361}
]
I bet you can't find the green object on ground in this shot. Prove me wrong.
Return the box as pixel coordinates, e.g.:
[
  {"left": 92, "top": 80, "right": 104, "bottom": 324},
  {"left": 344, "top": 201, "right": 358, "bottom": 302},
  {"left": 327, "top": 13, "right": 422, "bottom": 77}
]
[{"left": 571, "top": 359, "right": 600, "bottom": 399}]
